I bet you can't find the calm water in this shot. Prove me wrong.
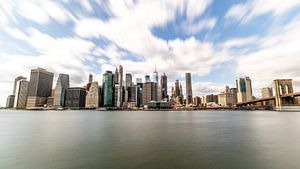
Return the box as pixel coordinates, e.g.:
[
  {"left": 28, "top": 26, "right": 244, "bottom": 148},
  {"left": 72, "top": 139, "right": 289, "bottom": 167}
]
[{"left": 1, "top": 110, "right": 300, "bottom": 169}]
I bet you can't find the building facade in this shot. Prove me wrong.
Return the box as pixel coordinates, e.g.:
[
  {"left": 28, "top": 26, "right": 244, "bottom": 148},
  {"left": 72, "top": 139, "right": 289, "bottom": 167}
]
[
  {"left": 53, "top": 74, "right": 69, "bottom": 107},
  {"left": 6, "top": 95, "right": 15, "bottom": 108},
  {"left": 236, "top": 77, "right": 253, "bottom": 103},
  {"left": 261, "top": 87, "right": 273, "bottom": 98},
  {"left": 65, "top": 87, "right": 86, "bottom": 108},
  {"left": 85, "top": 81, "right": 101, "bottom": 108},
  {"left": 160, "top": 73, "right": 168, "bottom": 100},
  {"left": 14, "top": 79, "right": 29, "bottom": 108},
  {"left": 26, "top": 68, "right": 54, "bottom": 108},
  {"left": 142, "top": 82, "right": 157, "bottom": 106},
  {"left": 103, "top": 71, "right": 114, "bottom": 107},
  {"left": 185, "top": 73, "right": 193, "bottom": 105}
]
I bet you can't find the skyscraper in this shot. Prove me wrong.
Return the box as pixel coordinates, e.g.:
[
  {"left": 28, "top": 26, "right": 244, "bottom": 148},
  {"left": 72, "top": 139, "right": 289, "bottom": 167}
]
[
  {"left": 142, "top": 82, "right": 157, "bottom": 106},
  {"left": 14, "top": 79, "right": 29, "bottom": 108},
  {"left": 185, "top": 73, "right": 193, "bottom": 105},
  {"left": 175, "top": 80, "right": 180, "bottom": 97},
  {"left": 86, "top": 81, "right": 100, "bottom": 108},
  {"left": 103, "top": 71, "right": 114, "bottom": 107},
  {"left": 13, "top": 76, "right": 26, "bottom": 96},
  {"left": 26, "top": 68, "right": 54, "bottom": 108},
  {"left": 114, "top": 68, "right": 119, "bottom": 84},
  {"left": 65, "top": 87, "right": 86, "bottom": 108},
  {"left": 125, "top": 73, "right": 132, "bottom": 88},
  {"left": 160, "top": 73, "right": 168, "bottom": 100},
  {"left": 136, "top": 78, "right": 142, "bottom": 84},
  {"left": 117, "top": 65, "right": 123, "bottom": 107},
  {"left": 53, "top": 74, "right": 69, "bottom": 107},
  {"left": 6, "top": 95, "right": 15, "bottom": 108},
  {"left": 236, "top": 77, "right": 253, "bottom": 103}
]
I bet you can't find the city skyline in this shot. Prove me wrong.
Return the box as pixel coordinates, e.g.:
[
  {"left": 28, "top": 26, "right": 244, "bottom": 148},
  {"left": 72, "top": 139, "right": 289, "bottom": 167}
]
[{"left": 1, "top": 1, "right": 300, "bottom": 106}]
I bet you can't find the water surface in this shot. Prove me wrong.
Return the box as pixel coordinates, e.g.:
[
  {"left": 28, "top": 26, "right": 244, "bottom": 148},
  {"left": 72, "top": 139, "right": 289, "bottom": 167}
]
[{"left": 1, "top": 110, "right": 300, "bottom": 169}]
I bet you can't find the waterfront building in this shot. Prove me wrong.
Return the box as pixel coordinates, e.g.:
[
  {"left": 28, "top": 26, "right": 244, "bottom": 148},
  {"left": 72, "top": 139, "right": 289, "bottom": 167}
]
[
  {"left": 160, "top": 73, "right": 168, "bottom": 100},
  {"left": 46, "top": 97, "right": 54, "bottom": 107},
  {"left": 193, "top": 96, "right": 201, "bottom": 106},
  {"left": 13, "top": 79, "right": 29, "bottom": 108},
  {"left": 218, "top": 86, "right": 237, "bottom": 106},
  {"left": 26, "top": 68, "right": 54, "bottom": 108},
  {"left": 114, "top": 84, "right": 120, "bottom": 107},
  {"left": 204, "top": 94, "right": 218, "bottom": 105},
  {"left": 53, "top": 74, "right": 69, "bottom": 107},
  {"left": 262, "top": 87, "right": 273, "bottom": 98},
  {"left": 185, "top": 73, "right": 193, "bottom": 105},
  {"left": 65, "top": 87, "right": 86, "bottom": 108},
  {"left": 147, "top": 100, "right": 171, "bottom": 110},
  {"left": 6, "top": 95, "right": 15, "bottom": 108},
  {"left": 103, "top": 71, "right": 114, "bottom": 107},
  {"left": 236, "top": 77, "right": 253, "bottom": 103},
  {"left": 142, "top": 82, "right": 157, "bottom": 106},
  {"left": 86, "top": 82, "right": 101, "bottom": 108},
  {"left": 157, "top": 86, "right": 163, "bottom": 101},
  {"left": 13, "top": 76, "right": 26, "bottom": 97},
  {"left": 136, "top": 82, "right": 143, "bottom": 107}
]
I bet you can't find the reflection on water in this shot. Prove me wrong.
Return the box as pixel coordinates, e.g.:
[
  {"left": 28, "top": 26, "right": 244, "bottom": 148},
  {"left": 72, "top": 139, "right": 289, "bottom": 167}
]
[{"left": 0, "top": 110, "right": 300, "bottom": 169}]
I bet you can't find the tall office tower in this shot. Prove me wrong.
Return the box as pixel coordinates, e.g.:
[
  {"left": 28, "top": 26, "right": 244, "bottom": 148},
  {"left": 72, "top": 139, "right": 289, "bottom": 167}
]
[
  {"left": 116, "top": 65, "right": 123, "bottom": 107},
  {"left": 230, "top": 88, "right": 238, "bottom": 104},
  {"left": 145, "top": 75, "right": 150, "bottom": 82},
  {"left": 114, "top": 84, "right": 120, "bottom": 107},
  {"left": 114, "top": 68, "right": 119, "bottom": 84},
  {"left": 14, "top": 79, "right": 29, "bottom": 108},
  {"left": 6, "top": 95, "right": 15, "bottom": 108},
  {"left": 128, "top": 85, "right": 137, "bottom": 102},
  {"left": 53, "top": 74, "right": 69, "bottom": 107},
  {"left": 160, "top": 73, "right": 168, "bottom": 100},
  {"left": 103, "top": 71, "right": 114, "bottom": 107},
  {"left": 175, "top": 80, "right": 180, "bottom": 97},
  {"left": 157, "top": 86, "right": 162, "bottom": 101},
  {"left": 153, "top": 66, "right": 159, "bottom": 84},
  {"left": 26, "top": 68, "right": 54, "bottom": 108},
  {"left": 142, "top": 82, "right": 157, "bottom": 106},
  {"left": 13, "top": 76, "right": 26, "bottom": 95},
  {"left": 185, "top": 73, "right": 193, "bottom": 105},
  {"left": 236, "top": 77, "right": 253, "bottom": 103},
  {"left": 65, "top": 87, "right": 86, "bottom": 108},
  {"left": 86, "top": 82, "right": 100, "bottom": 108},
  {"left": 261, "top": 87, "right": 273, "bottom": 98},
  {"left": 125, "top": 73, "right": 132, "bottom": 88},
  {"left": 136, "top": 78, "right": 142, "bottom": 84},
  {"left": 136, "top": 81, "right": 143, "bottom": 107}
]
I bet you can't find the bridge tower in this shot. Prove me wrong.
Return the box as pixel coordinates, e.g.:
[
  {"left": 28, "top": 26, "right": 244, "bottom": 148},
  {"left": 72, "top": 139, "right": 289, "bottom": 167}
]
[{"left": 274, "top": 79, "right": 293, "bottom": 110}]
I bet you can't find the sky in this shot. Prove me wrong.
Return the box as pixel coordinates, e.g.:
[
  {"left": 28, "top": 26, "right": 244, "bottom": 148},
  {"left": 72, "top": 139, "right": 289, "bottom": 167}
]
[{"left": 1, "top": 0, "right": 300, "bottom": 106}]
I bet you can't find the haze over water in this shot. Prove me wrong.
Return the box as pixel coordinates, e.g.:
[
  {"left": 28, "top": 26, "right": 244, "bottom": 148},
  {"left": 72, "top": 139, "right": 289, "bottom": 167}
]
[{"left": 1, "top": 110, "right": 300, "bottom": 169}]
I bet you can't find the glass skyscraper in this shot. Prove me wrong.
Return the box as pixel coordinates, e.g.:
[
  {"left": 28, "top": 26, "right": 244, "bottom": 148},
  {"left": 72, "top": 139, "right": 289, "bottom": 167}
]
[
  {"left": 53, "top": 74, "right": 70, "bottom": 107},
  {"left": 103, "top": 71, "right": 114, "bottom": 107}
]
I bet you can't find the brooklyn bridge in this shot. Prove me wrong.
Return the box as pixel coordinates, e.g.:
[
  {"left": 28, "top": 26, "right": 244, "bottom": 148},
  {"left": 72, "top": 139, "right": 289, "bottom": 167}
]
[{"left": 236, "top": 79, "right": 300, "bottom": 111}]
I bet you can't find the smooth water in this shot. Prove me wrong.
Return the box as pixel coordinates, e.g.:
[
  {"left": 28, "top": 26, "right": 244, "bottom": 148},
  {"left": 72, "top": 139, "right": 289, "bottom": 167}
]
[{"left": 0, "top": 110, "right": 300, "bottom": 169}]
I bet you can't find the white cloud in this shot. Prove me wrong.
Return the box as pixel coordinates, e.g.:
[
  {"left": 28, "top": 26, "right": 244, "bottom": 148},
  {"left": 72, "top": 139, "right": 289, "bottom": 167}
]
[
  {"left": 222, "top": 36, "right": 258, "bottom": 49},
  {"left": 182, "top": 17, "right": 217, "bottom": 35},
  {"left": 226, "top": 0, "right": 300, "bottom": 23}
]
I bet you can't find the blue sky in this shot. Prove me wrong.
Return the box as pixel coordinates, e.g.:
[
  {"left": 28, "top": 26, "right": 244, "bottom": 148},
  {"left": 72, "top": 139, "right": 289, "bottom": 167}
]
[{"left": 1, "top": 0, "right": 300, "bottom": 106}]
